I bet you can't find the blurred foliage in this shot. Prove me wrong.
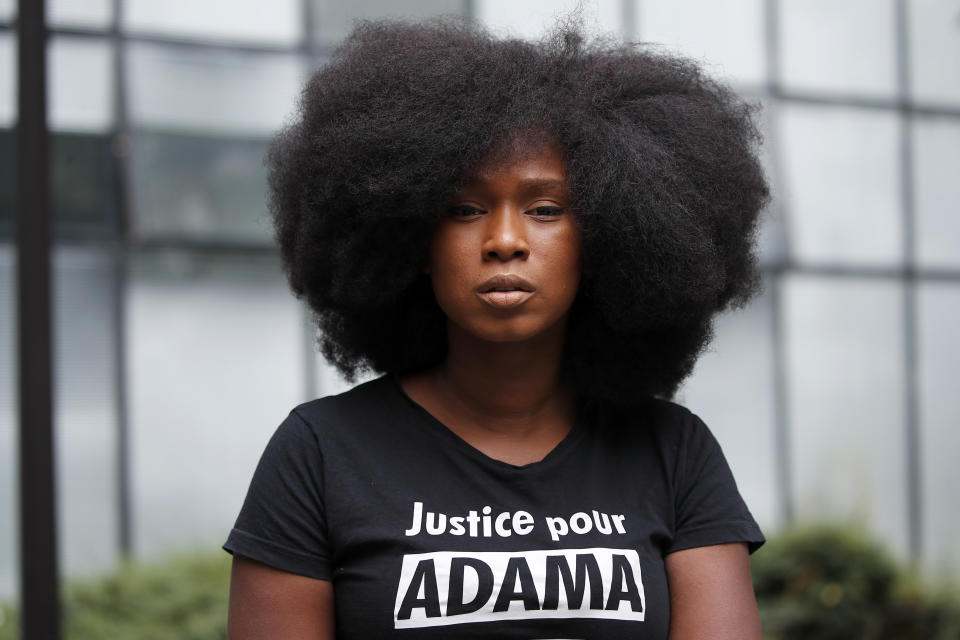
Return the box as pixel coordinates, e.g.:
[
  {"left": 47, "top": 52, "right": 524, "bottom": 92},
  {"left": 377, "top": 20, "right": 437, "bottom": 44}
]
[
  {"left": 752, "top": 524, "right": 960, "bottom": 640},
  {"left": 0, "top": 553, "right": 230, "bottom": 640},
  {"left": 2, "top": 527, "right": 959, "bottom": 639}
]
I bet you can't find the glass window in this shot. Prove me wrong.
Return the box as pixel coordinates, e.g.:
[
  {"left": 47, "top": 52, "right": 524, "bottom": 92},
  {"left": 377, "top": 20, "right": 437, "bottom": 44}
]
[
  {"left": 124, "top": 0, "right": 300, "bottom": 47},
  {"left": 53, "top": 247, "right": 120, "bottom": 578},
  {"left": 0, "top": 0, "right": 12, "bottom": 22},
  {"left": 127, "top": 42, "right": 301, "bottom": 136},
  {"left": 126, "top": 43, "right": 301, "bottom": 241},
  {"left": 0, "top": 245, "right": 17, "bottom": 603},
  {"left": 752, "top": 97, "right": 788, "bottom": 266},
  {"left": 52, "top": 132, "right": 117, "bottom": 232},
  {"left": 908, "top": 0, "right": 960, "bottom": 107},
  {"left": 0, "top": 130, "right": 11, "bottom": 235},
  {"left": 129, "top": 131, "right": 271, "bottom": 242},
  {"left": 127, "top": 251, "right": 304, "bottom": 557},
  {"left": 913, "top": 115, "right": 960, "bottom": 269},
  {"left": 0, "top": 34, "right": 11, "bottom": 234},
  {"left": 779, "top": 0, "right": 897, "bottom": 99},
  {"left": 49, "top": 0, "right": 112, "bottom": 30},
  {"left": 50, "top": 36, "right": 114, "bottom": 133},
  {"left": 918, "top": 283, "right": 960, "bottom": 579},
  {"left": 312, "top": 0, "right": 467, "bottom": 45},
  {"left": 476, "top": 0, "right": 621, "bottom": 40},
  {"left": 49, "top": 37, "right": 116, "bottom": 233},
  {"left": 676, "top": 286, "right": 779, "bottom": 530},
  {"left": 0, "top": 32, "right": 13, "bottom": 127},
  {"left": 778, "top": 103, "right": 902, "bottom": 266},
  {"left": 784, "top": 275, "right": 909, "bottom": 559},
  {"left": 757, "top": 203, "right": 789, "bottom": 268},
  {"left": 635, "top": 0, "right": 766, "bottom": 87}
]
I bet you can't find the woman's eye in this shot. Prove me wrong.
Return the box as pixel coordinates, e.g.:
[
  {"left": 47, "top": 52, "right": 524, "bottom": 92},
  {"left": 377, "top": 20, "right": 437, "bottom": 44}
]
[
  {"left": 530, "top": 206, "right": 564, "bottom": 217},
  {"left": 448, "top": 205, "right": 484, "bottom": 218}
]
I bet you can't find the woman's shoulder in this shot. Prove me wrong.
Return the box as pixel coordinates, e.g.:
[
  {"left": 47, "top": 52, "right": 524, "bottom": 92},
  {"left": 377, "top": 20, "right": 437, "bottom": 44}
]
[
  {"left": 294, "top": 374, "right": 395, "bottom": 419},
  {"left": 282, "top": 374, "right": 415, "bottom": 446},
  {"left": 585, "top": 395, "right": 724, "bottom": 470},
  {"left": 590, "top": 395, "right": 705, "bottom": 438}
]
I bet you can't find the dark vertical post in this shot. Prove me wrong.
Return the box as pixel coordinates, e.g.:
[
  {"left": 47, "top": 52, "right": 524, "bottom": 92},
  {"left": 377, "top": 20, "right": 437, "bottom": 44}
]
[
  {"left": 769, "top": 272, "right": 793, "bottom": 524},
  {"left": 300, "top": 0, "right": 319, "bottom": 401},
  {"left": 301, "top": 0, "right": 315, "bottom": 56},
  {"left": 111, "top": 0, "right": 134, "bottom": 559},
  {"left": 894, "top": 0, "right": 922, "bottom": 566},
  {"left": 16, "top": 0, "right": 62, "bottom": 638},
  {"left": 764, "top": 0, "right": 795, "bottom": 526},
  {"left": 622, "top": 0, "right": 636, "bottom": 42},
  {"left": 111, "top": 243, "right": 132, "bottom": 558},
  {"left": 302, "top": 306, "right": 317, "bottom": 400}
]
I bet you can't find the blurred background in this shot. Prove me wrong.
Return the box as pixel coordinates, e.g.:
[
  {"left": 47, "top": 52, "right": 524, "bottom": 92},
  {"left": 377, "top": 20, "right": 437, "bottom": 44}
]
[{"left": 1, "top": 0, "right": 959, "bottom": 635}]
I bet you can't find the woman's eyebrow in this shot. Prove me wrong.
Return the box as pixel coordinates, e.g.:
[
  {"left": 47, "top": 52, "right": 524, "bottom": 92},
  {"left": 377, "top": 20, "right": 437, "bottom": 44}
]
[
  {"left": 455, "top": 176, "right": 569, "bottom": 196},
  {"left": 518, "top": 178, "right": 567, "bottom": 192}
]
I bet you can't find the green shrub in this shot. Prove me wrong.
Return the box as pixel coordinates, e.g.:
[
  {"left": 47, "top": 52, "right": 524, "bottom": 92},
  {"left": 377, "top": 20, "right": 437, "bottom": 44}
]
[
  {"left": 2, "top": 529, "right": 959, "bottom": 639},
  {"left": 0, "top": 604, "right": 16, "bottom": 640},
  {"left": 752, "top": 524, "right": 960, "bottom": 640},
  {"left": 0, "top": 553, "right": 230, "bottom": 640}
]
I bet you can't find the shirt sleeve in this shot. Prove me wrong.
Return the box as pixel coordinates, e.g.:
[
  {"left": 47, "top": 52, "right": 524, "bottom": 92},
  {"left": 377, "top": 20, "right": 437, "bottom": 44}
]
[
  {"left": 666, "top": 410, "right": 765, "bottom": 555},
  {"left": 223, "top": 409, "right": 332, "bottom": 580}
]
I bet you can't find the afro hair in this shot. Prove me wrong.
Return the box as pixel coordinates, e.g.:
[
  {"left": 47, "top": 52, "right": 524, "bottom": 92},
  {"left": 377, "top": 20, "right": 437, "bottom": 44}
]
[{"left": 267, "top": 17, "right": 769, "bottom": 403}]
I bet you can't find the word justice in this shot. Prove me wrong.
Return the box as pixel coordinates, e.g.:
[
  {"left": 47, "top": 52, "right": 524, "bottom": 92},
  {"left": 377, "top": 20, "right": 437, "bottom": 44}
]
[{"left": 404, "top": 502, "right": 628, "bottom": 542}]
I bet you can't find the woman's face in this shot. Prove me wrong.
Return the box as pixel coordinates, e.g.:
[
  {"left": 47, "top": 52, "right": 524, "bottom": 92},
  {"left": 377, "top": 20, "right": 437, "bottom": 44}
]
[{"left": 427, "top": 140, "right": 582, "bottom": 344}]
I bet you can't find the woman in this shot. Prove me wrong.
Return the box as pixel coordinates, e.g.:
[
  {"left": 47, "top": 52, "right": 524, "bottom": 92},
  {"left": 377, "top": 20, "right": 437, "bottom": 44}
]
[{"left": 225, "top": 17, "right": 768, "bottom": 639}]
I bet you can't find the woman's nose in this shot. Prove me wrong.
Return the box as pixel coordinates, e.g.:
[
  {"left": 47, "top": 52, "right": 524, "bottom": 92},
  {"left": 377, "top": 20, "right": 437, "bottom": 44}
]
[{"left": 482, "top": 208, "right": 530, "bottom": 261}]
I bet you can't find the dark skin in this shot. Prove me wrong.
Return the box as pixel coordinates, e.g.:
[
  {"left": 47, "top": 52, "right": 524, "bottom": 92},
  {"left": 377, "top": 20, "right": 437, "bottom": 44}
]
[
  {"left": 402, "top": 139, "right": 582, "bottom": 466},
  {"left": 227, "top": 140, "right": 762, "bottom": 639}
]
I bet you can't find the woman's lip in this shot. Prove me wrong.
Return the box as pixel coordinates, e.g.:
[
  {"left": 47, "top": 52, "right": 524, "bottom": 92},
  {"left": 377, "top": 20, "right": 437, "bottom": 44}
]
[
  {"left": 477, "top": 274, "right": 535, "bottom": 294},
  {"left": 477, "top": 289, "right": 534, "bottom": 308}
]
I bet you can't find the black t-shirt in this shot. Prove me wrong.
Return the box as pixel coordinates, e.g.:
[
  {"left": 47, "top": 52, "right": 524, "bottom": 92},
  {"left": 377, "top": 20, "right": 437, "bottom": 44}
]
[{"left": 224, "top": 375, "right": 764, "bottom": 639}]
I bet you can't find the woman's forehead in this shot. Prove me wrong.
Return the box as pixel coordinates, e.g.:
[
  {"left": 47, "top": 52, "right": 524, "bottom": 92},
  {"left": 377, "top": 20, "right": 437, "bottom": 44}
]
[{"left": 465, "top": 132, "right": 568, "bottom": 180}]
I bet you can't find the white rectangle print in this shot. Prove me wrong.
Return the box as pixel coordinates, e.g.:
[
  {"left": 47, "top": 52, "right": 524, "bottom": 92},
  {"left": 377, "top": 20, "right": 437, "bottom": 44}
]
[{"left": 393, "top": 547, "right": 645, "bottom": 628}]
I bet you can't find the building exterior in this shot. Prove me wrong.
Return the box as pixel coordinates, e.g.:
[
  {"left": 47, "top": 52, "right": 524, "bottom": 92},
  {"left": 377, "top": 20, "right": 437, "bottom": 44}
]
[{"left": 1, "top": 0, "right": 958, "bottom": 606}]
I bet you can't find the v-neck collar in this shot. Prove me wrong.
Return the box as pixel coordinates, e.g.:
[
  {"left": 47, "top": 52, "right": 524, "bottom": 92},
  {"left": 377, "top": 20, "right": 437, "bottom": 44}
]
[{"left": 386, "top": 374, "right": 587, "bottom": 474}]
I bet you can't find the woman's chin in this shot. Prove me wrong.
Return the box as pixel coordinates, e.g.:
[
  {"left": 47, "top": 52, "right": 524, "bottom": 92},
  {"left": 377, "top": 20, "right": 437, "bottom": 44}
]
[{"left": 450, "top": 315, "right": 568, "bottom": 346}]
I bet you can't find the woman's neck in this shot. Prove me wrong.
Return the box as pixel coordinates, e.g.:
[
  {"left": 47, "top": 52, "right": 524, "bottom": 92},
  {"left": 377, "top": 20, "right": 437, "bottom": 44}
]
[
  {"left": 437, "top": 319, "right": 570, "bottom": 425},
  {"left": 400, "top": 319, "right": 576, "bottom": 464}
]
